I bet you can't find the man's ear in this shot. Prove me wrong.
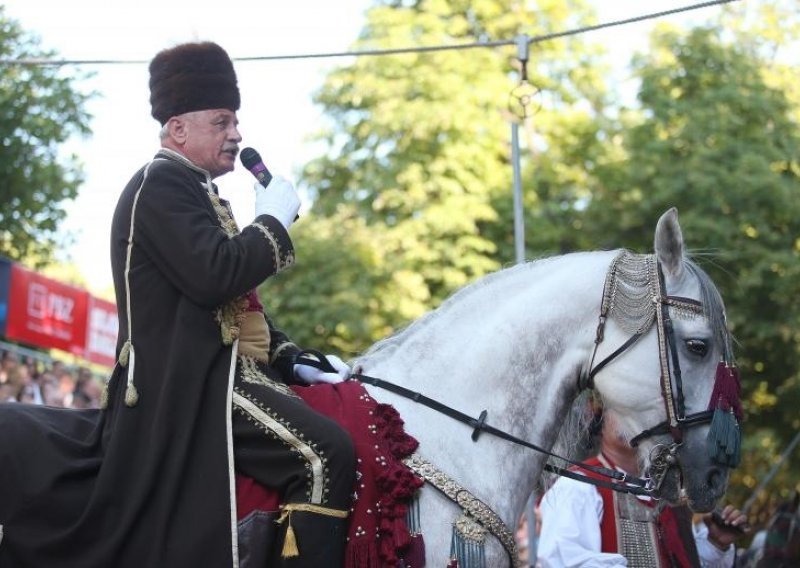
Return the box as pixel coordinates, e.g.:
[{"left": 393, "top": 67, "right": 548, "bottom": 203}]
[{"left": 166, "top": 116, "right": 188, "bottom": 144}]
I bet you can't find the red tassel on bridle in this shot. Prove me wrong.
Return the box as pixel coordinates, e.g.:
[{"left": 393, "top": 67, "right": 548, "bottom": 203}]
[
  {"left": 706, "top": 361, "right": 743, "bottom": 467},
  {"left": 709, "top": 362, "right": 743, "bottom": 421}
]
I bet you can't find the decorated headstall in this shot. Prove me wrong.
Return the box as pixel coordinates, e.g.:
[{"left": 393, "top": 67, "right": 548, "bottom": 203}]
[{"left": 583, "top": 250, "right": 742, "bottom": 484}]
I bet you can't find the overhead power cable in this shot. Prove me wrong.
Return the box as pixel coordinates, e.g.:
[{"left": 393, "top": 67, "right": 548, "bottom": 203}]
[{"left": 0, "top": 0, "right": 739, "bottom": 67}]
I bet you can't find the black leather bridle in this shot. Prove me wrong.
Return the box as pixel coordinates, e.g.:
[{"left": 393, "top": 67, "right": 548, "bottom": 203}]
[
  {"left": 577, "top": 257, "right": 720, "bottom": 491},
  {"left": 582, "top": 261, "right": 714, "bottom": 447}
]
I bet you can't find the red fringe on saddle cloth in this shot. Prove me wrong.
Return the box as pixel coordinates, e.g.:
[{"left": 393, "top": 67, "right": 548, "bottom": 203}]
[{"left": 235, "top": 380, "right": 425, "bottom": 568}]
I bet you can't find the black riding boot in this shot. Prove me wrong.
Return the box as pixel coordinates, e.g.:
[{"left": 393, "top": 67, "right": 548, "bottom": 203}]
[
  {"left": 275, "top": 509, "right": 349, "bottom": 568},
  {"left": 238, "top": 510, "right": 280, "bottom": 568}
]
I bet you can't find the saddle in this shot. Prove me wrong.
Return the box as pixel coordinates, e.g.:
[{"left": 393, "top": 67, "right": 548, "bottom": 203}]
[{"left": 235, "top": 380, "right": 424, "bottom": 568}]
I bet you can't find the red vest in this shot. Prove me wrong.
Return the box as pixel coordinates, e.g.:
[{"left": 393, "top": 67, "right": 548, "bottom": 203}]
[{"left": 580, "top": 455, "right": 700, "bottom": 568}]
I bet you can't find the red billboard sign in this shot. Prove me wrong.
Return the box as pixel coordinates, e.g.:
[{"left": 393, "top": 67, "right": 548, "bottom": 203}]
[
  {"left": 84, "top": 296, "right": 119, "bottom": 368},
  {"left": 6, "top": 264, "right": 90, "bottom": 356}
]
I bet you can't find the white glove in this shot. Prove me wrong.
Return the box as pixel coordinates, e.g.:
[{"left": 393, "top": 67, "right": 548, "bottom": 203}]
[
  {"left": 294, "top": 354, "right": 351, "bottom": 385},
  {"left": 253, "top": 175, "right": 301, "bottom": 229}
]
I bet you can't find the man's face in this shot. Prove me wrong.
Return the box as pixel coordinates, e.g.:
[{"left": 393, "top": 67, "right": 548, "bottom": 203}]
[{"left": 176, "top": 109, "right": 242, "bottom": 178}]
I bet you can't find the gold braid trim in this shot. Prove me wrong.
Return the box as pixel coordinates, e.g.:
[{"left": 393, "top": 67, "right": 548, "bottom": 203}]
[
  {"left": 252, "top": 222, "right": 295, "bottom": 272},
  {"left": 208, "top": 191, "right": 239, "bottom": 238},
  {"left": 215, "top": 296, "right": 248, "bottom": 346},
  {"left": 238, "top": 355, "right": 298, "bottom": 397},
  {"left": 403, "top": 454, "right": 521, "bottom": 568},
  {"left": 279, "top": 503, "right": 349, "bottom": 518},
  {"left": 232, "top": 390, "right": 327, "bottom": 501},
  {"left": 277, "top": 503, "right": 349, "bottom": 559},
  {"left": 207, "top": 190, "right": 249, "bottom": 345}
]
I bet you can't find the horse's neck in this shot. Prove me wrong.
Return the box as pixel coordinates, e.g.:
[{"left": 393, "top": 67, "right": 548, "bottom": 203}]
[{"left": 359, "top": 251, "right": 615, "bottom": 521}]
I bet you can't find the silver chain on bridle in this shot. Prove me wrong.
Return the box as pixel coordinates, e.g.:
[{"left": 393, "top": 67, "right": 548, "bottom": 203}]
[{"left": 584, "top": 250, "right": 714, "bottom": 492}]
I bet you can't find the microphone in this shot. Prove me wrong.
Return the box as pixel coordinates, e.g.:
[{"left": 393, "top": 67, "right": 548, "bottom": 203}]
[
  {"left": 240, "top": 146, "right": 299, "bottom": 222},
  {"left": 239, "top": 147, "right": 273, "bottom": 187}
]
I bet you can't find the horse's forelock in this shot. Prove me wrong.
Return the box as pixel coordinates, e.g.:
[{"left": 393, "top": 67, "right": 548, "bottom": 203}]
[{"left": 684, "top": 258, "right": 733, "bottom": 361}]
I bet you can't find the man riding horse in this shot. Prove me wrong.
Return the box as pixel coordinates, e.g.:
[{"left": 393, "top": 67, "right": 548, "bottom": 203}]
[{"left": 0, "top": 41, "right": 356, "bottom": 567}]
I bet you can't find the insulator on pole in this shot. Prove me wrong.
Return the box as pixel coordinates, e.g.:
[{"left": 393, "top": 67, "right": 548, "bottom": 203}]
[{"left": 516, "top": 34, "right": 530, "bottom": 82}]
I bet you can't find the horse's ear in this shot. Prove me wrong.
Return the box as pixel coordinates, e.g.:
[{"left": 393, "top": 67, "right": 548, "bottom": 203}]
[{"left": 654, "top": 207, "right": 685, "bottom": 278}]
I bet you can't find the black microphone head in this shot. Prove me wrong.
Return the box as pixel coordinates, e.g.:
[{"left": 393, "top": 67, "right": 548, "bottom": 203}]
[
  {"left": 239, "top": 147, "right": 262, "bottom": 170},
  {"left": 240, "top": 146, "right": 272, "bottom": 187}
]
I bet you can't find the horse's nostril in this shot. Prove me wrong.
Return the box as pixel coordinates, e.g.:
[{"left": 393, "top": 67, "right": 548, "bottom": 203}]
[{"left": 707, "top": 468, "right": 723, "bottom": 490}]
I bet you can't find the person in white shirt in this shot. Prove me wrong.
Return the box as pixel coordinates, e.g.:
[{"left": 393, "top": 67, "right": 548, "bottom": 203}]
[{"left": 537, "top": 411, "right": 748, "bottom": 567}]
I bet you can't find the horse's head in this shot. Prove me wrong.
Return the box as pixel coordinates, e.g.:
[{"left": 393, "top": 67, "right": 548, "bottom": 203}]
[{"left": 590, "top": 207, "right": 741, "bottom": 512}]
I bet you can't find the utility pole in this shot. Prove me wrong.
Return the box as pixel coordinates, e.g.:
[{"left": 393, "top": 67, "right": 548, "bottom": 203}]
[
  {"left": 510, "top": 34, "right": 530, "bottom": 265},
  {"left": 510, "top": 37, "right": 543, "bottom": 565}
]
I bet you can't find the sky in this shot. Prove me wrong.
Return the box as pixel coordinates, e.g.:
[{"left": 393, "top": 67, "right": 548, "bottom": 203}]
[{"left": 1, "top": 0, "right": 720, "bottom": 295}]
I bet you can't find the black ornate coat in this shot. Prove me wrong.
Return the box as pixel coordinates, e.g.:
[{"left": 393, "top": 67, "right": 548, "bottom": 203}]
[{"left": 0, "top": 149, "right": 297, "bottom": 567}]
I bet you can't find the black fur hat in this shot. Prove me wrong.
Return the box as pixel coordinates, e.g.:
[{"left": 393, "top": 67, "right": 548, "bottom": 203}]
[{"left": 149, "top": 41, "right": 240, "bottom": 125}]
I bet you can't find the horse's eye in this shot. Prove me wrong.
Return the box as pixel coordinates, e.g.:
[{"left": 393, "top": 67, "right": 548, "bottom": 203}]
[{"left": 685, "top": 339, "right": 708, "bottom": 357}]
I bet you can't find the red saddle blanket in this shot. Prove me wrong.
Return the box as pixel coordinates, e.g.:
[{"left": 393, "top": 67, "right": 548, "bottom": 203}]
[{"left": 235, "top": 380, "right": 424, "bottom": 567}]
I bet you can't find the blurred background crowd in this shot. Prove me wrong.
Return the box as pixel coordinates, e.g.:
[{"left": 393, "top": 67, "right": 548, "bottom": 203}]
[{"left": 0, "top": 345, "right": 104, "bottom": 409}]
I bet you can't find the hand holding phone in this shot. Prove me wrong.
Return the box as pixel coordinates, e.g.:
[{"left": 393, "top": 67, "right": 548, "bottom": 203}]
[{"left": 710, "top": 507, "right": 750, "bottom": 536}]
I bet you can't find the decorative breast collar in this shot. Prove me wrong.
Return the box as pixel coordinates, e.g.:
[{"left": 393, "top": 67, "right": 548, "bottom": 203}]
[{"left": 403, "top": 454, "right": 521, "bottom": 568}]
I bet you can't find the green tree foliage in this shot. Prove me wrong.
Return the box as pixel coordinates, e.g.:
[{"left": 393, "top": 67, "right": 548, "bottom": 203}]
[
  {"left": 299, "top": 0, "right": 606, "bottom": 316},
  {"left": 0, "top": 8, "right": 93, "bottom": 266},
  {"left": 267, "top": 0, "right": 799, "bottom": 522},
  {"left": 632, "top": 27, "right": 799, "bottom": 518},
  {"left": 259, "top": 207, "right": 431, "bottom": 355},
  {"left": 526, "top": 20, "right": 800, "bottom": 515},
  {"left": 716, "top": 0, "right": 800, "bottom": 521},
  {"left": 721, "top": 0, "right": 800, "bottom": 126}
]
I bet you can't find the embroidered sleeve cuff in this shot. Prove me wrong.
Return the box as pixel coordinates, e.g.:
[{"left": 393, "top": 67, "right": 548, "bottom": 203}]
[
  {"left": 250, "top": 215, "right": 295, "bottom": 273},
  {"left": 270, "top": 340, "right": 301, "bottom": 382}
]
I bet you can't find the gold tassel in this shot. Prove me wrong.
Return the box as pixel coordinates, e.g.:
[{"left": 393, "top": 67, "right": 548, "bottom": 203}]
[
  {"left": 220, "top": 323, "right": 232, "bottom": 346},
  {"left": 123, "top": 343, "right": 139, "bottom": 407},
  {"left": 119, "top": 340, "right": 131, "bottom": 367},
  {"left": 282, "top": 516, "right": 299, "bottom": 558},
  {"left": 276, "top": 503, "right": 348, "bottom": 559},
  {"left": 125, "top": 383, "right": 139, "bottom": 407}
]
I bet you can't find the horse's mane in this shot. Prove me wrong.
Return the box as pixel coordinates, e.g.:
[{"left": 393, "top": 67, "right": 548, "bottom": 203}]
[
  {"left": 542, "top": 391, "right": 597, "bottom": 477},
  {"left": 361, "top": 251, "right": 729, "bottom": 362}
]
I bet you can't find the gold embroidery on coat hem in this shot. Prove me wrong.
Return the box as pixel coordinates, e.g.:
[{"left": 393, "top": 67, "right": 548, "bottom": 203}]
[{"left": 232, "top": 389, "right": 329, "bottom": 503}]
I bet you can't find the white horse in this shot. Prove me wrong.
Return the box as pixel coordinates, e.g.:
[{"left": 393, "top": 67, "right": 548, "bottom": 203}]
[{"left": 350, "top": 208, "right": 738, "bottom": 567}]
